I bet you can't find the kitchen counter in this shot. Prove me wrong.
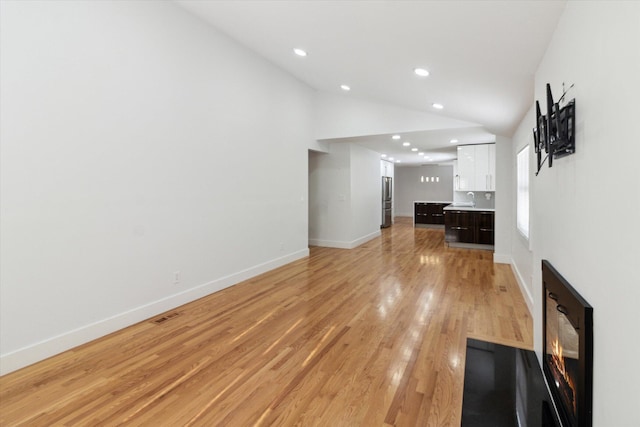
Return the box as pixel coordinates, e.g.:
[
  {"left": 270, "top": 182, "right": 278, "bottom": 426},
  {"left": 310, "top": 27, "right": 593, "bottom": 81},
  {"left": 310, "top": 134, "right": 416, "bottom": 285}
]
[
  {"left": 414, "top": 201, "right": 452, "bottom": 228},
  {"left": 413, "top": 200, "right": 453, "bottom": 204},
  {"left": 443, "top": 205, "right": 495, "bottom": 212},
  {"left": 444, "top": 207, "right": 495, "bottom": 249}
]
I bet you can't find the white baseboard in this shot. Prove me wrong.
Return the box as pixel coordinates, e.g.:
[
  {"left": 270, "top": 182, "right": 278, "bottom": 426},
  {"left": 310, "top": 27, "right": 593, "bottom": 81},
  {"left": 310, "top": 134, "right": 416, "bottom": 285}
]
[
  {"left": 493, "top": 253, "right": 512, "bottom": 264},
  {"left": 308, "top": 238, "right": 348, "bottom": 248},
  {"left": 350, "top": 230, "right": 381, "bottom": 248},
  {"left": 510, "top": 260, "right": 534, "bottom": 315},
  {"left": 0, "top": 249, "right": 309, "bottom": 376},
  {"left": 309, "top": 229, "right": 381, "bottom": 249}
]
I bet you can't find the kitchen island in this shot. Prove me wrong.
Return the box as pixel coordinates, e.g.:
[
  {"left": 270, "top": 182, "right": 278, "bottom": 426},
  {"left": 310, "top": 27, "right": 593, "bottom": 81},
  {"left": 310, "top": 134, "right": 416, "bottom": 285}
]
[
  {"left": 413, "top": 201, "right": 452, "bottom": 229},
  {"left": 443, "top": 204, "right": 495, "bottom": 250}
]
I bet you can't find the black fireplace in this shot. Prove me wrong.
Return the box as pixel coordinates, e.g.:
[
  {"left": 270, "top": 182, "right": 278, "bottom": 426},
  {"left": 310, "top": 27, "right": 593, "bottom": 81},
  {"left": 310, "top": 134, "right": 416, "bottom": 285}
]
[
  {"left": 542, "top": 260, "right": 593, "bottom": 427},
  {"left": 462, "top": 261, "right": 593, "bottom": 426}
]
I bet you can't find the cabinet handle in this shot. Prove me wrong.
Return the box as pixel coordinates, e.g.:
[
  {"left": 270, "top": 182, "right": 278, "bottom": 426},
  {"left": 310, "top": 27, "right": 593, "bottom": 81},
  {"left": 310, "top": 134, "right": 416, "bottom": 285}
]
[
  {"left": 479, "top": 228, "right": 493, "bottom": 231},
  {"left": 451, "top": 227, "right": 468, "bottom": 230}
]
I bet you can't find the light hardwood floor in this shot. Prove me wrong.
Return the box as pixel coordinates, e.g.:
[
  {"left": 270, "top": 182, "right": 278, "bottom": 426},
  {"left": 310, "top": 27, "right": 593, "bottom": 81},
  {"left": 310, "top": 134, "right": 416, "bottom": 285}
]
[{"left": 0, "top": 217, "right": 532, "bottom": 426}]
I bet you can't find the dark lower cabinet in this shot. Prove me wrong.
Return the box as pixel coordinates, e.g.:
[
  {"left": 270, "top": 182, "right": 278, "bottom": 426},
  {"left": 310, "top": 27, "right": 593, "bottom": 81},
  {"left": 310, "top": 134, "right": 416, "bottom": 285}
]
[
  {"left": 415, "top": 203, "right": 449, "bottom": 225},
  {"left": 475, "top": 211, "right": 495, "bottom": 245},
  {"left": 414, "top": 202, "right": 429, "bottom": 225},
  {"left": 444, "top": 210, "right": 475, "bottom": 243},
  {"left": 426, "top": 203, "right": 447, "bottom": 224},
  {"left": 444, "top": 210, "right": 495, "bottom": 245}
]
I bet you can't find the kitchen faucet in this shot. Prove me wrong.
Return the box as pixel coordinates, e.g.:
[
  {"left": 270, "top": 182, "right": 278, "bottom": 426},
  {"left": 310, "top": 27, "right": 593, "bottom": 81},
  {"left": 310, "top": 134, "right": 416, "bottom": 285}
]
[{"left": 467, "top": 192, "right": 475, "bottom": 206}]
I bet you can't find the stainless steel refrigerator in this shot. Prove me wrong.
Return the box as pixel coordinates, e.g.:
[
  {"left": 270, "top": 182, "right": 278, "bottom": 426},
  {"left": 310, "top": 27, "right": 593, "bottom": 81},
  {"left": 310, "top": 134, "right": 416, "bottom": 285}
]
[{"left": 381, "top": 176, "right": 392, "bottom": 228}]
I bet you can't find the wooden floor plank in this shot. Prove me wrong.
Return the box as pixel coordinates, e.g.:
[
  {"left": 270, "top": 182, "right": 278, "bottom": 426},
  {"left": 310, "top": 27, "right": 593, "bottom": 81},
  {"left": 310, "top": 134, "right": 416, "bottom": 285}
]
[{"left": 0, "top": 217, "right": 532, "bottom": 426}]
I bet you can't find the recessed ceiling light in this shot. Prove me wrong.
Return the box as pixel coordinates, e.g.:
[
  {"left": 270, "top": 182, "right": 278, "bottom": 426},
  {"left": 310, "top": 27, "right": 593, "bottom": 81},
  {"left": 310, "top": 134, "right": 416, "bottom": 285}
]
[
  {"left": 450, "top": 139, "right": 458, "bottom": 144},
  {"left": 418, "top": 152, "right": 424, "bottom": 156},
  {"left": 381, "top": 154, "right": 387, "bottom": 158},
  {"left": 389, "top": 157, "right": 394, "bottom": 161},
  {"left": 396, "top": 160, "right": 402, "bottom": 163},
  {"left": 340, "top": 84, "right": 351, "bottom": 91},
  {"left": 432, "top": 103, "right": 444, "bottom": 109},
  {"left": 402, "top": 142, "right": 411, "bottom": 147},
  {"left": 293, "top": 48, "right": 307, "bottom": 57},
  {"left": 411, "top": 148, "right": 418, "bottom": 152},
  {"left": 414, "top": 68, "right": 430, "bottom": 77},
  {"left": 392, "top": 135, "right": 401, "bottom": 140}
]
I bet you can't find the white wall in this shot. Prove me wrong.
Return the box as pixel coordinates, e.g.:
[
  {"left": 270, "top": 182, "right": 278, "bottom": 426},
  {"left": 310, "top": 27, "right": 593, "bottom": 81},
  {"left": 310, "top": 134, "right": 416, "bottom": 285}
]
[
  {"left": 350, "top": 144, "right": 383, "bottom": 241},
  {"left": 526, "top": 2, "right": 640, "bottom": 425},
  {"left": 380, "top": 159, "right": 394, "bottom": 179},
  {"left": 309, "top": 145, "right": 352, "bottom": 245},
  {"left": 394, "top": 165, "right": 454, "bottom": 216},
  {"left": 309, "top": 143, "right": 381, "bottom": 248},
  {"left": 0, "top": 0, "right": 315, "bottom": 374},
  {"left": 315, "top": 92, "right": 480, "bottom": 140},
  {"left": 508, "top": 107, "right": 535, "bottom": 309},
  {"left": 493, "top": 135, "right": 514, "bottom": 264}
]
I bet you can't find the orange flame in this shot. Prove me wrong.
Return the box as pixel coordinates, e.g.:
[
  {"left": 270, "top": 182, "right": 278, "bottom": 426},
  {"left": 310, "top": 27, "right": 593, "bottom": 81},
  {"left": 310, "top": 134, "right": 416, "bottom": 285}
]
[{"left": 551, "top": 338, "right": 577, "bottom": 413}]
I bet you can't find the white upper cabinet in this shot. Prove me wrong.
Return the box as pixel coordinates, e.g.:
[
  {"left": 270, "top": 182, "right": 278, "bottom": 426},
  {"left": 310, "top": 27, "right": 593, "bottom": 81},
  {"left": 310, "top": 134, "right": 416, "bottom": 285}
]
[
  {"left": 381, "top": 160, "right": 394, "bottom": 178},
  {"left": 456, "top": 144, "right": 495, "bottom": 191},
  {"left": 453, "top": 160, "right": 460, "bottom": 191},
  {"left": 487, "top": 144, "right": 496, "bottom": 191},
  {"left": 456, "top": 145, "right": 476, "bottom": 191}
]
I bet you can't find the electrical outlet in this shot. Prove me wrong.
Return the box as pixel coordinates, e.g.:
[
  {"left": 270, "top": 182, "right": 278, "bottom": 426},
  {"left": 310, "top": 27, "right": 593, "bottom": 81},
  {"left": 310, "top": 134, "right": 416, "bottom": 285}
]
[{"left": 173, "top": 270, "right": 181, "bottom": 285}]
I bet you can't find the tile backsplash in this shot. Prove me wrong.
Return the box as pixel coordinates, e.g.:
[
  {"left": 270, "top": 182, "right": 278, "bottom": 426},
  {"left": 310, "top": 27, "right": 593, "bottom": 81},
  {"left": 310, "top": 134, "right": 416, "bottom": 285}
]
[{"left": 453, "top": 191, "right": 495, "bottom": 209}]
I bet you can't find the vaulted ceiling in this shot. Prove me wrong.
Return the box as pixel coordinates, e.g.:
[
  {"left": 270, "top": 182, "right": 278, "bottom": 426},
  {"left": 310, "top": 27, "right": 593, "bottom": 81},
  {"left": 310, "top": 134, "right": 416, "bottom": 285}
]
[{"left": 176, "top": 0, "right": 566, "bottom": 164}]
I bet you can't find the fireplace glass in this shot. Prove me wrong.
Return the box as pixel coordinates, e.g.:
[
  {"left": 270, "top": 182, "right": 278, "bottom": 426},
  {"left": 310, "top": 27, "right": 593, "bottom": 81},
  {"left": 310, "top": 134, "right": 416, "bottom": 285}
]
[
  {"left": 542, "top": 260, "right": 592, "bottom": 427},
  {"left": 545, "top": 291, "right": 580, "bottom": 425}
]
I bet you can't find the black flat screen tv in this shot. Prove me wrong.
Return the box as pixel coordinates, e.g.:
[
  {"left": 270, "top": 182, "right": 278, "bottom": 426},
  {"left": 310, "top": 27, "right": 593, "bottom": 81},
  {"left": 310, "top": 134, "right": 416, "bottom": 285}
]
[{"left": 534, "top": 83, "right": 575, "bottom": 175}]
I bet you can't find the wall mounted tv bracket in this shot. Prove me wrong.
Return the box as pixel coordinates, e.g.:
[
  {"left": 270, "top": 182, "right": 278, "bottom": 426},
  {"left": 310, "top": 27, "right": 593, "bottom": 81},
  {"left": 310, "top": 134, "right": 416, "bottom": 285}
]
[{"left": 534, "top": 83, "right": 576, "bottom": 176}]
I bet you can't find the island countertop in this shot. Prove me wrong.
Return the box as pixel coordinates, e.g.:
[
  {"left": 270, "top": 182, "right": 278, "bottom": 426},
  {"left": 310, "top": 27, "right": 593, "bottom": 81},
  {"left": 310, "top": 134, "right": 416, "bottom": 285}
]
[
  {"left": 413, "top": 200, "right": 453, "bottom": 204},
  {"left": 442, "top": 205, "right": 495, "bottom": 212}
]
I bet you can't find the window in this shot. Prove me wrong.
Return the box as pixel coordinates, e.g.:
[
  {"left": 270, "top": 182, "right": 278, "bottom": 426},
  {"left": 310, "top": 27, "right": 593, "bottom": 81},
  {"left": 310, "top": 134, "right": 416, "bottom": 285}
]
[{"left": 516, "top": 145, "right": 530, "bottom": 239}]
